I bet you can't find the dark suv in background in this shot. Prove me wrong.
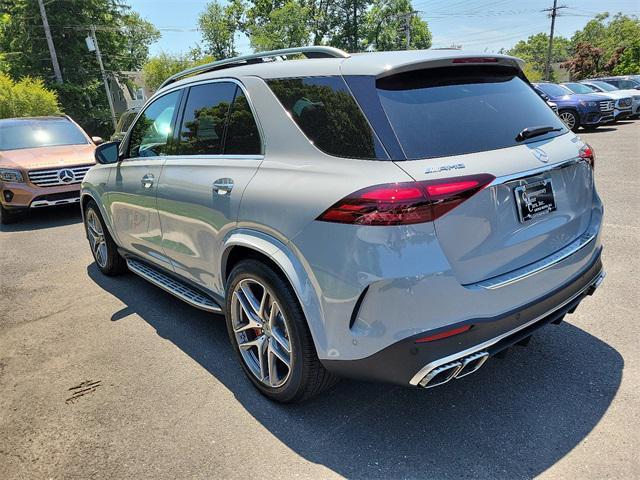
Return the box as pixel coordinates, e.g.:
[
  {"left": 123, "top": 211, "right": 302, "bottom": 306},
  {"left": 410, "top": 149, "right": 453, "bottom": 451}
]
[{"left": 533, "top": 82, "right": 613, "bottom": 131}]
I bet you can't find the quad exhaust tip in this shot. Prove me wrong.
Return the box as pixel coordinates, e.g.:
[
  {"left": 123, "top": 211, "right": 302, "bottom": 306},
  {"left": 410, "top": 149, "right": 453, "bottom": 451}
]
[{"left": 419, "top": 351, "right": 490, "bottom": 388}]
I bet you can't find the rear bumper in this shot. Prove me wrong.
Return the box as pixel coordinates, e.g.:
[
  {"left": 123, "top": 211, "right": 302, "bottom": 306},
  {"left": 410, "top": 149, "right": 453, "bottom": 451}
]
[{"left": 322, "top": 251, "right": 604, "bottom": 386}]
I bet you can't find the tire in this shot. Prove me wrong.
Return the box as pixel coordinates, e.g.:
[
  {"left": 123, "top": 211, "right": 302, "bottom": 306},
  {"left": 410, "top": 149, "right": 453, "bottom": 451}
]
[
  {"left": 84, "top": 200, "right": 127, "bottom": 275},
  {"left": 225, "top": 259, "right": 338, "bottom": 403},
  {"left": 559, "top": 110, "right": 580, "bottom": 132},
  {"left": 0, "top": 203, "right": 21, "bottom": 225}
]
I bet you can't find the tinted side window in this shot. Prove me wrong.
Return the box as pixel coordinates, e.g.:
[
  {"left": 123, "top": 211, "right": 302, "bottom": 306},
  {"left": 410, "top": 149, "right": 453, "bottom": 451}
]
[
  {"left": 267, "top": 77, "right": 387, "bottom": 160},
  {"left": 177, "top": 82, "right": 236, "bottom": 155},
  {"left": 225, "top": 87, "right": 261, "bottom": 155},
  {"left": 127, "top": 91, "right": 180, "bottom": 158}
]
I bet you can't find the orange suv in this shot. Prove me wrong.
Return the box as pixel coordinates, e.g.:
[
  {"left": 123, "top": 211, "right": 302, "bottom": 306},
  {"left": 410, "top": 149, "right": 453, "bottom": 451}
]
[{"left": 0, "top": 116, "right": 102, "bottom": 224}]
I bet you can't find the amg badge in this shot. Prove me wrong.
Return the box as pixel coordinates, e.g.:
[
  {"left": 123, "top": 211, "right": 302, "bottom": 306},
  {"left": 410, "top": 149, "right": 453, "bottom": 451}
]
[{"left": 424, "top": 163, "right": 466, "bottom": 174}]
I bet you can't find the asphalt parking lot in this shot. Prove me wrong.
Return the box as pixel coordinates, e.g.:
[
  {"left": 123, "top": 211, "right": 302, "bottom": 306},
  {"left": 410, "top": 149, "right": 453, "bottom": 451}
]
[{"left": 1, "top": 121, "right": 639, "bottom": 480}]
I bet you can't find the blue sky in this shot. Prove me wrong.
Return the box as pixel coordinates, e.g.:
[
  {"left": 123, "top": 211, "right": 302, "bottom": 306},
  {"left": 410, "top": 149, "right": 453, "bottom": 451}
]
[{"left": 128, "top": 0, "right": 640, "bottom": 56}]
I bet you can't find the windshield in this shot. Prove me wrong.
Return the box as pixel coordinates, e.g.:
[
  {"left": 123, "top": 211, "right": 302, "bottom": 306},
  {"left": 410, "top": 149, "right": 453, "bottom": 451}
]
[
  {"left": 0, "top": 119, "right": 88, "bottom": 151},
  {"left": 564, "top": 83, "right": 595, "bottom": 94},
  {"left": 536, "top": 83, "right": 573, "bottom": 97},
  {"left": 376, "top": 66, "right": 567, "bottom": 159},
  {"left": 589, "top": 81, "right": 616, "bottom": 92}
]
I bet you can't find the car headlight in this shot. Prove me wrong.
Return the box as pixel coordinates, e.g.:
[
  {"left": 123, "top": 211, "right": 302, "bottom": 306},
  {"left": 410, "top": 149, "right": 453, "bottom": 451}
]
[
  {"left": 0, "top": 168, "right": 25, "bottom": 183},
  {"left": 579, "top": 101, "right": 597, "bottom": 107}
]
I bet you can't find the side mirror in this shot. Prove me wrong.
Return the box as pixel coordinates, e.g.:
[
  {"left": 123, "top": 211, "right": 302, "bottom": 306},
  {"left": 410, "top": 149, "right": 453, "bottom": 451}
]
[
  {"left": 95, "top": 141, "right": 121, "bottom": 165},
  {"left": 91, "top": 136, "right": 104, "bottom": 145}
]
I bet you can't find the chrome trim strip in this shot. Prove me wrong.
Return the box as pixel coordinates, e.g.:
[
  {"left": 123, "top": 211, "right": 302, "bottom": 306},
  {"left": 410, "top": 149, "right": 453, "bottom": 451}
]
[
  {"left": 30, "top": 197, "right": 80, "bottom": 208},
  {"left": 409, "top": 269, "right": 605, "bottom": 386},
  {"left": 489, "top": 157, "right": 584, "bottom": 187},
  {"left": 466, "top": 227, "right": 598, "bottom": 290},
  {"left": 126, "top": 258, "right": 222, "bottom": 313}
]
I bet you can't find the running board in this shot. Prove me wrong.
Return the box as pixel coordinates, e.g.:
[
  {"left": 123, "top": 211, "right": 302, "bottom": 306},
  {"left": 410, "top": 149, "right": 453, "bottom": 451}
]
[{"left": 126, "top": 258, "right": 223, "bottom": 313}]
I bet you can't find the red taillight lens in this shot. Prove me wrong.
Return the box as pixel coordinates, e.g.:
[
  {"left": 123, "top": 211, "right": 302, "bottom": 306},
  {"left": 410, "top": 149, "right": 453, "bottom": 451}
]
[
  {"left": 579, "top": 143, "right": 595, "bottom": 169},
  {"left": 423, "top": 174, "right": 495, "bottom": 220},
  {"left": 317, "top": 181, "right": 433, "bottom": 226},
  {"left": 317, "top": 174, "right": 495, "bottom": 226}
]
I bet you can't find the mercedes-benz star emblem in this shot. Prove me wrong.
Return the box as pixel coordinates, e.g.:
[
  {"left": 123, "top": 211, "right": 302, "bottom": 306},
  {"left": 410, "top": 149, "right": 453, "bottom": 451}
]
[
  {"left": 532, "top": 148, "right": 549, "bottom": 163},
  {"left": 58, "top": 169, "right": 75, "bottom": 183}
]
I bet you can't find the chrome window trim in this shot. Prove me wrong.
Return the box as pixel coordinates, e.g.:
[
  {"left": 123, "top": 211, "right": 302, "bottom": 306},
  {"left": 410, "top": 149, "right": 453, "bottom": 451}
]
[
  {"left": 409, "top": 268, "right": 606, "bottom": 386},
  {"left": 163, "top": 154, "right": 264, "bottom": 162}
]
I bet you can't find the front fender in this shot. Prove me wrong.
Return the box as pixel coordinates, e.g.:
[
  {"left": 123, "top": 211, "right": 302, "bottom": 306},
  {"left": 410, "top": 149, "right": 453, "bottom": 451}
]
[{"left": 221, "top": 228, "right": 329, "bottom": 357}]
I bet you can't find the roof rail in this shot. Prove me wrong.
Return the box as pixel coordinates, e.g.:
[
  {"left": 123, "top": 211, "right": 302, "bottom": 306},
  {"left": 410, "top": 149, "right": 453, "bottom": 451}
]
[{"left": 159, "top": 46, "right": 350, "bottom": 89}]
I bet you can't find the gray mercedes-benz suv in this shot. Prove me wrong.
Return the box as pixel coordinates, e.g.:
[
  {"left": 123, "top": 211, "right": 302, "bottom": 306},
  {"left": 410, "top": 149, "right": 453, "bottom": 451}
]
[{"left": 82, "top": 47, "right": 605, "bottom": 403}]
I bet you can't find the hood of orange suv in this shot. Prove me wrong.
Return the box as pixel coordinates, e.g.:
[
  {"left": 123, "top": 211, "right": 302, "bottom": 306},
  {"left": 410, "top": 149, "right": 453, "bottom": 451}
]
[{"left": 0, "top": 143, "right": 96, "bottom": 171}]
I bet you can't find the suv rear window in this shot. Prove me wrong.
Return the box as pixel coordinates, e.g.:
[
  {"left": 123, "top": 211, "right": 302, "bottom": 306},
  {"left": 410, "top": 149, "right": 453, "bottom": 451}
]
[
  {"left": 267, "top": 77, "right": 387, "bottom": 160},
  {"left": 377, "top": 66, "right": 567, "bottom": 159}
]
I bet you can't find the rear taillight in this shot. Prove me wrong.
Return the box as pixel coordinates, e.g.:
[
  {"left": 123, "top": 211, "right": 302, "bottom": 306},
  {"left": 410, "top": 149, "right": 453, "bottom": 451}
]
[
  {"left": 317, "top": 174, "right": 495, "bottom": 226},
  {"left": 579, "top": 143, "right": 595, "bottom": 169}
]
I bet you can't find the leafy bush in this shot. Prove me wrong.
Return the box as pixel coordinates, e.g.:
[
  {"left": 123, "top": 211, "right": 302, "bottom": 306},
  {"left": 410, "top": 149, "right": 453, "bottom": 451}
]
[
  {"left": 142, "top": 52, "right": 214, "bottom": 93},
  {"left": 0, "top": 73, "right": 62, "bottom": 119}
]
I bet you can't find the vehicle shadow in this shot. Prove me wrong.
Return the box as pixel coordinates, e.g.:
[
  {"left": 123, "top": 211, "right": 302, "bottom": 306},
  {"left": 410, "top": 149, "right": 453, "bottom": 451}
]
[
  {"left": 88, "top": 265, "right": 623, "bottom": 479},
  {"left": 581, "top": 126, "right": 617, "bottom": 133},
  {"left": 0, "top": 204, "right": 82, "bottom": 233}
]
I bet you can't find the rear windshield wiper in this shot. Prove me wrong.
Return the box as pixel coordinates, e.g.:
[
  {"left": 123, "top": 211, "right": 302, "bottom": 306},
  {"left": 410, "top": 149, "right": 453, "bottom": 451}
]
[{"left": 515, "top": 125, "right": 563, "bottom": 142}]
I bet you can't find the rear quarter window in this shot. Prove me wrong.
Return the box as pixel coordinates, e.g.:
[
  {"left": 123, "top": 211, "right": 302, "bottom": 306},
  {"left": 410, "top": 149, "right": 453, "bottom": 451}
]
[{"left": 267, "top": 77, "right": 387, "bottom": 160}]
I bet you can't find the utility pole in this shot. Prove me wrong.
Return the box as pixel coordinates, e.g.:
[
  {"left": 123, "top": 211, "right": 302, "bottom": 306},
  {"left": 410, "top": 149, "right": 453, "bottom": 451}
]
[
  {"left": 405, "top": 13, "right": 411, "bottom": 50},
  {"left": 89, "top": 26, "right": 117, "bottom": 130},
  {"left": 37, "top": 0, "right": 63, "bottom": 83},
  {"left": 542, "top": 0, "right": 567, "bottom": 81}
]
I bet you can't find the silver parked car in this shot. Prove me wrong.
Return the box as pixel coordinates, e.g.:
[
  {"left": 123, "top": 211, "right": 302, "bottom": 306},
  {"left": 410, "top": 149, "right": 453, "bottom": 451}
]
[{"left": 81, "top": 47, "right": 605, "bottom": 403}]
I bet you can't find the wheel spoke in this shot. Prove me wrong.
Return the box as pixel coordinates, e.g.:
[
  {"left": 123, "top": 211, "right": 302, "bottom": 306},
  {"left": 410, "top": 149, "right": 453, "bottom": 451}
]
[
  {"left": 96, "top": 242, "right": 107, "bottom": 266},
  {"left": 239, "top": 282, "right": 262, "bottom": 318},
  {"left": 269, "top": 338, "right": 290, "bottom": 367},
  {"left": 235, "top": 287, "right": 263, "bottom": 326},
  {"left": 267, "top": 343, "right": 279, "bottom": 386},
  {"left": 271, "top": 328, "right": 290, "bottom": 353}
]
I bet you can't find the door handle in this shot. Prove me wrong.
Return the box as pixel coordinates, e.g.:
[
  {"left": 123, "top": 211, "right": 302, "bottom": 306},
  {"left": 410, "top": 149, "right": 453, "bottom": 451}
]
[
  {"left": 212, "top": 178, "right": 234, "bottom": 195},
  {"left": 141, "top": 173, "right": 154, "bottom": 189}
]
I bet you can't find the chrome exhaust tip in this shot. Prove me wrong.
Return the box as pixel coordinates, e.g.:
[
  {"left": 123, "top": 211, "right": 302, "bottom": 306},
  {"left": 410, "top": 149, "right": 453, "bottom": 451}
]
[
  {"left": 419, "top": 361, "right": 462, "bottom": 388},
  {"left": 455, "top": 351, "right": 489, "bottom": 379}
]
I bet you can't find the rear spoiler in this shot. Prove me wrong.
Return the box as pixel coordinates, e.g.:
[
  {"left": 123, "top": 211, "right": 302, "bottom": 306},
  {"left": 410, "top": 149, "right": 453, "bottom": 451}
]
[{"left": 341, "top": 51, "right": 525, "bottom": 79}]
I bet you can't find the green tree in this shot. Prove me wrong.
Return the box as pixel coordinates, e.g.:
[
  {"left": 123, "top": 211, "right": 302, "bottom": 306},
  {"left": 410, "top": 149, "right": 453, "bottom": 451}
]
[
  {"left": 198, "top": 0, "right": 244, "bottom": 58},
  {"left": 0, "top": 73, "right": 61, "bottom": 118},
  {"left": 246, "top": 1, "right": 311, "bottom": 51},
  {"left": 364, "top": 0, "right": 431, "bottom": 51},
  {"left": 142, "top": 51, "right": 214, "bottom": 93},
  {"left": 0, "top": 0, "right": 159, "bottom": 137},
  {"left": 507, "top": 33, "right": 571, "bottom": 81},
  {"left": 329, "top": 1, "right": 370, "bottom": 52},
  {"left": 567, "top": 13, "right": 640, "bottom": 77}
]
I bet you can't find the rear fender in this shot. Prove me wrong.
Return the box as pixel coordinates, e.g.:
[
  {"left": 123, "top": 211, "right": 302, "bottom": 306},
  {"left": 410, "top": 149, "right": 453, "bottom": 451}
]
[{"left": 221, "top": 228, "right": 328, "bottom": 356}]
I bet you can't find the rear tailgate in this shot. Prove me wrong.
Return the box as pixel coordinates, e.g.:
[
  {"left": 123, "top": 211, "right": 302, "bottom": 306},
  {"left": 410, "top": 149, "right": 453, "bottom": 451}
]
[
  {"left": 372, "top": 62, "right": 595, "bottom": 285},
  {"left": 396, "top": 136, "right": 594, "bottom": 284}
]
